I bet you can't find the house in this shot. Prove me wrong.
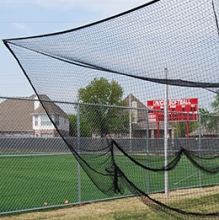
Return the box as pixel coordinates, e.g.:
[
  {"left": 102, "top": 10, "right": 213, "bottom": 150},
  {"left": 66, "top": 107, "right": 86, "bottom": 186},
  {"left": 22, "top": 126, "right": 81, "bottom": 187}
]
[
  {"left": 0, "top": 94, "right": 69, "bottom": 137},
  {"left": 189, "top": 125, "right": 219, "bottom": 138},
  {"left": 124, "top": 94, "right": 175, "bottom": 138}
]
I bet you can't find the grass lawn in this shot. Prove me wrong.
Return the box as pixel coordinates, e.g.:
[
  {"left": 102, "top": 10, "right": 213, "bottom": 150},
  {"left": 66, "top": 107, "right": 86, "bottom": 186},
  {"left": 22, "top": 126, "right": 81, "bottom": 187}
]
[{"left": 1, "top": 153, "right": 219, "bottom": 214}]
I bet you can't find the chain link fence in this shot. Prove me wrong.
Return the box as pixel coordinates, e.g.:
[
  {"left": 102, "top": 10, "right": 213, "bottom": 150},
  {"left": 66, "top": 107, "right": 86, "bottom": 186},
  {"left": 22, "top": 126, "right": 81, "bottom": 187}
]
[{"left": 1, "top": 96, "right": 219, "bottom": 214}]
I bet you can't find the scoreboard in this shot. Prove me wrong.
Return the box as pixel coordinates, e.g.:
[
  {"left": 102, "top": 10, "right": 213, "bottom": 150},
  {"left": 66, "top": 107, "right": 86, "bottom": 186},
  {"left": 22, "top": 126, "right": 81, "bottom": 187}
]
[{"left": 147, "top": 98, "right": 198, "bottom": 122}]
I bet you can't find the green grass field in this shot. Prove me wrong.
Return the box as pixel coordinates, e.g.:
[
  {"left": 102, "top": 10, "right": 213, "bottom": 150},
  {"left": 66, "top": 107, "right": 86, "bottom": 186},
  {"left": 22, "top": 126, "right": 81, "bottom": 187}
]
[{"left": 1, "top": 154, "right": 219, "bottom": 213}]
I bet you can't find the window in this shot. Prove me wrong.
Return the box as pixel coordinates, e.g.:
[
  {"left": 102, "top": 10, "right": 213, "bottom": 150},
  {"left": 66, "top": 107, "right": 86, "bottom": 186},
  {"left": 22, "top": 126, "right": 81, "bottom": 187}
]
[
  {"left": 41, "top": 114, "right": 52, "bottom": 126},
  {"left": 55, "top": 115, "right": 59, "bottom": 126},
  {"left": 5, "top": 133, "right": 12, "bottom": 137},
  {"left": 42, "top": 133, "right": 53, "bottom": 138},
  {"left": 24, "top": 133, "right": 31, "bottom": 137},
  {"left": 14, "top": 133, "right": 21, "bottom": 137},
  {"left": 35, "top": 115, "right": 38, "bottom": 126}
]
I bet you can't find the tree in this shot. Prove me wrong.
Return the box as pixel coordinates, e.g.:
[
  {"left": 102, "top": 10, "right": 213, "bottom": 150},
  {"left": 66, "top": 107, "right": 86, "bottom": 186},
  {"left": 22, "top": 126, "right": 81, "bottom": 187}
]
[
  {"left": 172, "top": 121, "right": 198, "bottom": 138},
  {"left": 211, "top": 93, "right": 219, "bottom": 112},
  {"left": 171, "top": 94, "right": 219, "bottom": 137},
  {"left": 69, "top": 114, "right": 92, "bottom": 137},
  {"left": 78, "top": 77, "right": 129, "bottom": 137},
  {"left": 199, "top": 93, "right": 219, "bottom": 131}
]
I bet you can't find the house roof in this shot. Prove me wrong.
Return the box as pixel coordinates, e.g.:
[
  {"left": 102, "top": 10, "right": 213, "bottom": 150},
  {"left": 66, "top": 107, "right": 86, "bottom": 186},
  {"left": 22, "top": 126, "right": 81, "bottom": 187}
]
[
  {"left": 34, "top": 94, "right": 69, "bottom": 119},
  {"left": 189, "top": 125, "right": 219, "bottom": 137},
  {"left": 0, "top": 94, "right": 68, "bottom": 132},
  {"left": 0, "top": 97, "right": 33, "bottom": 132},
  {"left": 124, "top": 93, "right": 146, "bottom": 109}
]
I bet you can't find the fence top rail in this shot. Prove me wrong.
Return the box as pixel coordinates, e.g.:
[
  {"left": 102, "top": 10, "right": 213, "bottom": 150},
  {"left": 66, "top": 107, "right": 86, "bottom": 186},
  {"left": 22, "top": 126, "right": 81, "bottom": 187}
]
[
  {"left": 0, "top": 96, "right": 146, "bottom": 110},
  {"left": 1, "top": 96, "right": 219, "bottom": 116}
]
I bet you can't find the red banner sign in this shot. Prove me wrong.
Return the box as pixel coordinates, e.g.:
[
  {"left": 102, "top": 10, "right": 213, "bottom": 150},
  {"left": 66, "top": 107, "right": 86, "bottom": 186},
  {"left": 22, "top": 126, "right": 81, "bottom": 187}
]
[{"left": 147, "top": 98, "right": 198, "bottom": 122}]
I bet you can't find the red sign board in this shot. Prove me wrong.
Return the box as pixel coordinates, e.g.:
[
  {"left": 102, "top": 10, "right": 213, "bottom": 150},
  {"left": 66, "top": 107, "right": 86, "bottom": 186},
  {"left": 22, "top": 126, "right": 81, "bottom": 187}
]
[{"left": 147, "top": 98, "right": 198, "bottom": 122}]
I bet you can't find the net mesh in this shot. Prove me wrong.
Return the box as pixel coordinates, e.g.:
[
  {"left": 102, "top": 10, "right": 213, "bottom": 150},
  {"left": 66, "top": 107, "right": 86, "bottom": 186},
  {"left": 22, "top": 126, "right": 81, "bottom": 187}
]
[{"left": 3, "top": 0, "right": 219, "bottom": 218}]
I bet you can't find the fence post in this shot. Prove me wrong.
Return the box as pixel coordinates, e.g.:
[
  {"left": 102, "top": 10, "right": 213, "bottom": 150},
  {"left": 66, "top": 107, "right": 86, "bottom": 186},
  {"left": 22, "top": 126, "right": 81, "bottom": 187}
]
[
  {"left": 198, "top": 112, "right": 202, "bottom": 187},
  {"left": 129, "top": 93, "right": 132, "bottom": 153},
  {"left": 146, "top": 108, "right": 150, "bottom": 194},
  {"left": 77, "top": 103, "right": 81, "bottom": 204}
]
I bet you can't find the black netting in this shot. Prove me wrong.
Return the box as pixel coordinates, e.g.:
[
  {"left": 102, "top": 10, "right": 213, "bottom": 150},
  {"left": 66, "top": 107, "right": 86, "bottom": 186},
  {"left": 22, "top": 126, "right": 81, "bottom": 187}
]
[{"left": 3, "top": 0, "right": 219, "bottom": 218}]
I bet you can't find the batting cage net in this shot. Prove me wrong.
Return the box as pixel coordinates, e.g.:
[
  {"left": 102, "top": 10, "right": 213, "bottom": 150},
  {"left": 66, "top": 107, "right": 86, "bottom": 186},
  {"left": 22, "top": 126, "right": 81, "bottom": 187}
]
[{"left": 3, "top": 0, "right": 219, "bottom": 218}]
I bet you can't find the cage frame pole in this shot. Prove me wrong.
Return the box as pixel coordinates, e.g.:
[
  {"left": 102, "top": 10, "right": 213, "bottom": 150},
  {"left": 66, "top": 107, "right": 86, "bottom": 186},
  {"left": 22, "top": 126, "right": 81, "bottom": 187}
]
[
  {"left": 198, "top": 112, "right": 202, "bottom": 187},
  {"left": 77, "top": 103, "right": 81, "bottom": 203},
  {"left": 164, "top": 68, "right": 169, "bottom": 197},
  {"left": 146, "top": 108, "right": 150, "bottom": 193},
  {"left": 129, "top": 79, "right": 132, "bottom": 153}
]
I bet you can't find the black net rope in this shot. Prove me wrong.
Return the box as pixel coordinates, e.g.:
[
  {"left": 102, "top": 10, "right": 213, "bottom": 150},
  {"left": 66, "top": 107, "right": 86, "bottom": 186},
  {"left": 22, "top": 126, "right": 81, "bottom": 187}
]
[
  {"left": 3, "top": 0, "right": 219, "bottom": 218},
  {"left": 3, "top": 0, "right": 219, "bottom": 92},
  {"left": 64, "top": 137, "right": 219, "bottom": 218}
]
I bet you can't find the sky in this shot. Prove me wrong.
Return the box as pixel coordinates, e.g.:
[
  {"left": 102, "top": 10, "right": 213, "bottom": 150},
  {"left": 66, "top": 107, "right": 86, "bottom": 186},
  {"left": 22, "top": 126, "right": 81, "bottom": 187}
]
[
  {"left": 0, "top": 0, "right": 151, "bottom": 98},
  {"left": 1, "top": 0, "right": 218, "bottom": 111}
]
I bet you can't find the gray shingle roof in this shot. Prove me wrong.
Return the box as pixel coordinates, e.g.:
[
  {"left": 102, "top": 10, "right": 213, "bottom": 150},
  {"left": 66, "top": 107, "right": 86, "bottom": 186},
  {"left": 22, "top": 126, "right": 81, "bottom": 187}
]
[
  {"left": 0, "top": 97, "right": 33, "bottom": 131},
  {"left": 35, "top": 94, "right": 69, "bottom": 119}
]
